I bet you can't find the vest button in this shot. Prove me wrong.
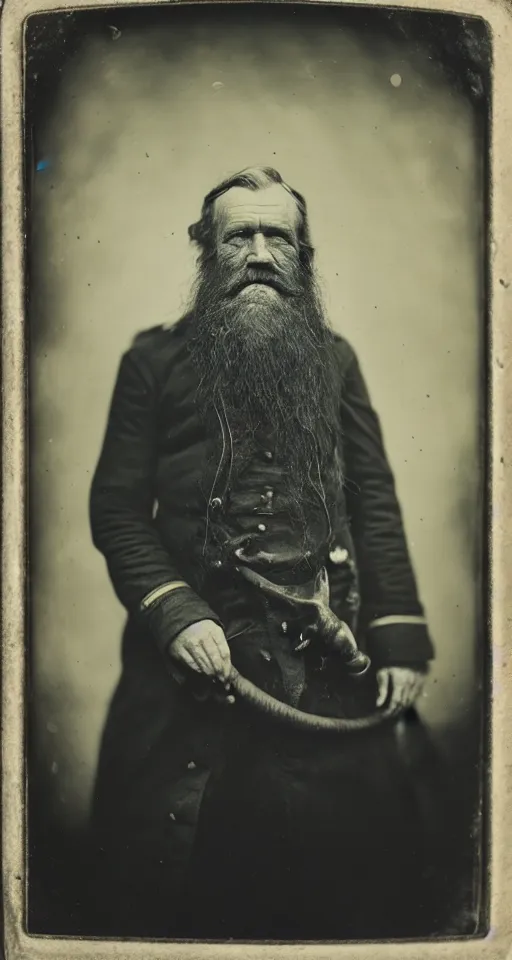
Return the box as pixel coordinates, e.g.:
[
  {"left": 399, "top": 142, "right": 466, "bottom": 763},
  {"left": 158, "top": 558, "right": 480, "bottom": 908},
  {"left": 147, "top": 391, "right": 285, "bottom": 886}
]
[
  {"left": 212, "top": 559, "right": 223, "bottom": 569},
  {"left": 257, "top": 523, "right": 267, "bottom": 533},
  {"left": 211, "top": 497, "right": 222, "bottom": 510},
  {"left": 263, "top": 450, "right": 273, "bottom": 461}
]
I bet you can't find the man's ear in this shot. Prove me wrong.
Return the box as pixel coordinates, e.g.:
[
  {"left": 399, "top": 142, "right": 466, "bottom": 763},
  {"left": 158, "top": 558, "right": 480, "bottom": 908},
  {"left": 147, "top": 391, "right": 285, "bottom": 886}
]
[
  {"left": 299, "top": 242, "right": 315, "bottom": 267},
  {"left": 188, "top": 221, "right": 200, "bottom": 242}
]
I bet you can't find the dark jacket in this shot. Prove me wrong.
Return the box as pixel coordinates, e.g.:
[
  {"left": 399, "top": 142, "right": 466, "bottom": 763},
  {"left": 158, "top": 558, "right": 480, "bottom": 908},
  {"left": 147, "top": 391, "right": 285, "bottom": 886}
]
[
  {"left": 88, "top": 317, "right": 435, "bottom": 935},
  {"left": 90, "top": 316, "right": 434, "bottom": 670}
]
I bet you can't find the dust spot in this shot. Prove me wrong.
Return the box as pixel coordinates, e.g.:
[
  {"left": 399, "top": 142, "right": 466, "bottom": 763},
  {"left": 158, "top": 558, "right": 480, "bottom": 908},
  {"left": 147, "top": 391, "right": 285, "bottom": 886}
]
[{"left": 390, "top": 73, "right": 402, "bottom": 88}]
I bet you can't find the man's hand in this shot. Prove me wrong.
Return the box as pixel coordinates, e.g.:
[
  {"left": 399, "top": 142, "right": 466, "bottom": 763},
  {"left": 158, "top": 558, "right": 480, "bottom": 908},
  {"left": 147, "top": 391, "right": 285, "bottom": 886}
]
[
  {"left": 169, "top": 619, "right": 232, "bottom": 685},
  {"left": 376, "top": 667, "right": 427, "bottom": 711}
]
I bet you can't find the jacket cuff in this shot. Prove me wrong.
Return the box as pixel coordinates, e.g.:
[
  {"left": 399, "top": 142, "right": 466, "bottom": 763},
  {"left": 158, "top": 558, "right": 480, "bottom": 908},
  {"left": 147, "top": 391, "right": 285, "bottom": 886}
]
[
  {"left": 140, "top": 585, "right": 223, "bottom": 656},
  {"left": 365, "top": 616, "right": 435, "bottom": 667}
]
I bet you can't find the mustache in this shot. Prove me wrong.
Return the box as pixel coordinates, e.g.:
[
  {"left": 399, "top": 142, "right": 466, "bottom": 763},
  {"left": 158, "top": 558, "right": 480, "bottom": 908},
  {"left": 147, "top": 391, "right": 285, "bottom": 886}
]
[{"left": 226, "top": 267, "right": 301, "bottom": 299}]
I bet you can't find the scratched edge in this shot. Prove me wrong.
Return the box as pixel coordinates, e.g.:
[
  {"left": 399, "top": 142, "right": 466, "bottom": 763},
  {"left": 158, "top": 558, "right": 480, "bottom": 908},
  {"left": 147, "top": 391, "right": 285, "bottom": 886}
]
[{"left": 1, "top": 0, "right": 512, "bottom": 958}]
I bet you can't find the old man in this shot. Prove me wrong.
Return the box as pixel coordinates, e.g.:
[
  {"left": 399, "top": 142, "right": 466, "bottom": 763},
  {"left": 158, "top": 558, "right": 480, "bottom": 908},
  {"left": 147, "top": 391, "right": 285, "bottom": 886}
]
[{"left": 89, "top": 166, "right": 439, "bottom": 940}]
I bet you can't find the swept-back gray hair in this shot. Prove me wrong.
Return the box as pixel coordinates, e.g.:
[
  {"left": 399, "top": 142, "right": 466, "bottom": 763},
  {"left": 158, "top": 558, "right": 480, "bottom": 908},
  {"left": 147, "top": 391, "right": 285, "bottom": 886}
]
[{"left": 188, "top": 165, "right": 314, "bottom": 265}]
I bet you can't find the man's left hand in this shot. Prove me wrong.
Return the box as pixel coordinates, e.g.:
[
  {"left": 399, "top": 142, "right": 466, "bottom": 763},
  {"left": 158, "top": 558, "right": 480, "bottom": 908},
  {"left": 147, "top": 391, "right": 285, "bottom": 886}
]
[{"left": 376, "top": 667, "right": 427, "bottom": 711}]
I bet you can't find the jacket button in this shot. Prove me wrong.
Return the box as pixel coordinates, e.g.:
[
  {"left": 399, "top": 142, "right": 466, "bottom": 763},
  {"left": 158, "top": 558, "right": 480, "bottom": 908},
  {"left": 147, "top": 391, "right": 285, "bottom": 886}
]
[
  {"left": 263, "top": 450, "right": 273, "bottom": 461},
  {"left": 329, "top": 546, "right": 349, "bottom": 565},
  {"left": 257, "top": 523, "right": 267, "bottom": 532},
  {"left": 211, "top": 497, "right": 222, "bottom": 510}
]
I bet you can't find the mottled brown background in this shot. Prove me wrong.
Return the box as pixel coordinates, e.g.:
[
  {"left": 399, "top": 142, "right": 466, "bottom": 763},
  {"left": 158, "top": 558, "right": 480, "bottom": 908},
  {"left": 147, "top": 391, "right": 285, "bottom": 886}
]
[{"left": 25, "top": 3, "right": 488, "bottom": 933}]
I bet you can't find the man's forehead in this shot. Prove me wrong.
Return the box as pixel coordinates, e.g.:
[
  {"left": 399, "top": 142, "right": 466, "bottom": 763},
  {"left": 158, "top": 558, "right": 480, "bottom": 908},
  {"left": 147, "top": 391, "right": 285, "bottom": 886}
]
[{"left": 213, "top": 184, "right": 300, "bottom": 230}]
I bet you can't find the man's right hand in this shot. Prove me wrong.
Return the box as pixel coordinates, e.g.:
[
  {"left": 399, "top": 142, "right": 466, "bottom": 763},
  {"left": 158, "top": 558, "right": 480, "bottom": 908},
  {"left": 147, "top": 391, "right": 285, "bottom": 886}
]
[{"left": 169, "top": 620, "right": 232, "bottom": 684}]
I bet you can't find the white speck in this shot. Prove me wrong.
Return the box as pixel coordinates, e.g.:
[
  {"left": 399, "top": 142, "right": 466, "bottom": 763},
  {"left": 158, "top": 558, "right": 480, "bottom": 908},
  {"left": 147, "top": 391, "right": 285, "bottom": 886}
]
[
  {"left": 169, "top": 812, "right": 176, "bottom": 820},
  {"left": 51, "top": 761, "right": 58, "bottom": 774},
  {"left": 390, "top": 73, "right": 402, "bottom": 88},
  {"left": 49, "top": 438, "right": 53, "bottom": 443},
  {"left": 109, "top": 25, "right": 121, "bottom": 40},
  {"left": 47, "top": 721, "right": 58, "bottom": 733},
  {"left": 187, "top": 760, "right": 196, "bottom": 770},
  {"left": 212, "top": 81, "right": 224, "bottom": 89},
  {"left": 329, "top": 546, "right": 349, "bottom": 565}
]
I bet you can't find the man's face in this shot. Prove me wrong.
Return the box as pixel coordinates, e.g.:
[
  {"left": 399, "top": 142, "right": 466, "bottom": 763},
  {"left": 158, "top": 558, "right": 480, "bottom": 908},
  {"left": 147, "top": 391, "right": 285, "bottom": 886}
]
[{"left": 212, "top": 184, "right": 302, "bottom": 305}]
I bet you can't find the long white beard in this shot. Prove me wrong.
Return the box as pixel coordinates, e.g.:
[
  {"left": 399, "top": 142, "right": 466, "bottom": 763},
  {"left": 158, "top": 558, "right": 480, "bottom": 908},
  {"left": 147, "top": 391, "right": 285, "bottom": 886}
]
[{"left": 188, "top": 269, "right": 341, "bottom": 504}]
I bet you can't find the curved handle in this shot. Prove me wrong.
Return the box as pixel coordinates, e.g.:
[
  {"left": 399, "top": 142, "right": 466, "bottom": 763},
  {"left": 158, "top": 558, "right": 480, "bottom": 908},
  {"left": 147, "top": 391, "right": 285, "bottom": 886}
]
[
  {"left": 229, "top": 666, "right": 402, "bottom": 733},
  {"left": 235, "top": 564, "right": 370, "bottom": 675}
]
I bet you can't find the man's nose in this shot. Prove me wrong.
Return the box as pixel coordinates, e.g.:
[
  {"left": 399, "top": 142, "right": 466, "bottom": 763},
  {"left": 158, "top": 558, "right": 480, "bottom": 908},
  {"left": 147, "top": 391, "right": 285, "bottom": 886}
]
[{"left": 247, "top": 232, "right": 273, "bottom": 265}]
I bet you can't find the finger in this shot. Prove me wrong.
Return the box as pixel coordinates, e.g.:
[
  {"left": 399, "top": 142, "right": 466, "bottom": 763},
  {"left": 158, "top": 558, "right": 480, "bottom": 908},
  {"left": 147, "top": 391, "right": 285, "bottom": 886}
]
[
  {"left": 405, "top": 677, "right": 418, "bottom": 705},
  {"left": 212, "top": 633, "right": 232, "bottom": 682},
  {"left": 399, "top": 680, "right": 414, "bottom": 709},
  {"left": 186, "top": 645, "right": 215, "bottom": 676},
  {"left": 406, "top": 673, "right": 423, "bottom": 704},
  {"left": 388, "top": 675, "right": 407, "bottom": 711},
  {"left": 395, "top": 676, "right": 418, "bottom": 710},
  {"left": 376, "top": 671, "right": 390, "bottom": 708},
  {"left": 200, "top": 636, "right": 225, "bottom": 679},
  {"left": 409, "top": 675, "right": 425, "bottom": 705},
  {"left": 203, "top": 634, "right": 231, "bottom": 682},
  {"left": 176, "top": 648, "right": 203, "bottom": 674}
]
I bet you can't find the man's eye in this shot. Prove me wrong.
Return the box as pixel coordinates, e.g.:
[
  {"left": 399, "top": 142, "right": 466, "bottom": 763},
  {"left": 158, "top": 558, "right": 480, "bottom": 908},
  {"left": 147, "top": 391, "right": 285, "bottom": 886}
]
[
  {"left": 225, "top": 233, "right": 247, "bottom": 246},
  {"left": 268, "top": 234, "right": 292, "bottom": 247}
]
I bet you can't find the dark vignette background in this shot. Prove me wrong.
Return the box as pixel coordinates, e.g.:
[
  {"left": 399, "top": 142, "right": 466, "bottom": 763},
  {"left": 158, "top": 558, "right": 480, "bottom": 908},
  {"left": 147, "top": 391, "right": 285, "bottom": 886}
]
[{"left": 24, "top": 2, "right": 491, "bottom": 939}]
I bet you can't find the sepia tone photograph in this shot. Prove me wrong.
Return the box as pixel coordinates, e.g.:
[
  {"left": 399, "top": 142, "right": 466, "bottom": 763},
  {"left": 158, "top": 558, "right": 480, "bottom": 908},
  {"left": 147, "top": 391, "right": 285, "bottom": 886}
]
[{"left": 3, "top": 0, "right": 506, "bottom": 952}]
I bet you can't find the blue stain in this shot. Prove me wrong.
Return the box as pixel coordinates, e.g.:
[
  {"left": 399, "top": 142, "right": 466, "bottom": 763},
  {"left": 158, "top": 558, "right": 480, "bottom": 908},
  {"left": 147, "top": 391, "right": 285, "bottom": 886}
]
[{"left": 36, "top": 159, "right": 50, "bottom": 172}]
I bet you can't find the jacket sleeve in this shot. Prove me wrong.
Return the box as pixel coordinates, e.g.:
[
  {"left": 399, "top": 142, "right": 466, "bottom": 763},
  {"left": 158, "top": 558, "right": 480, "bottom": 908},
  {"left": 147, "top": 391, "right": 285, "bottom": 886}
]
[
  {"left": 89, "top": 348, "right": 223, "bottom": 654},
  {"left": 340, "top": 346, "right": 435, "bottom": 668}
]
